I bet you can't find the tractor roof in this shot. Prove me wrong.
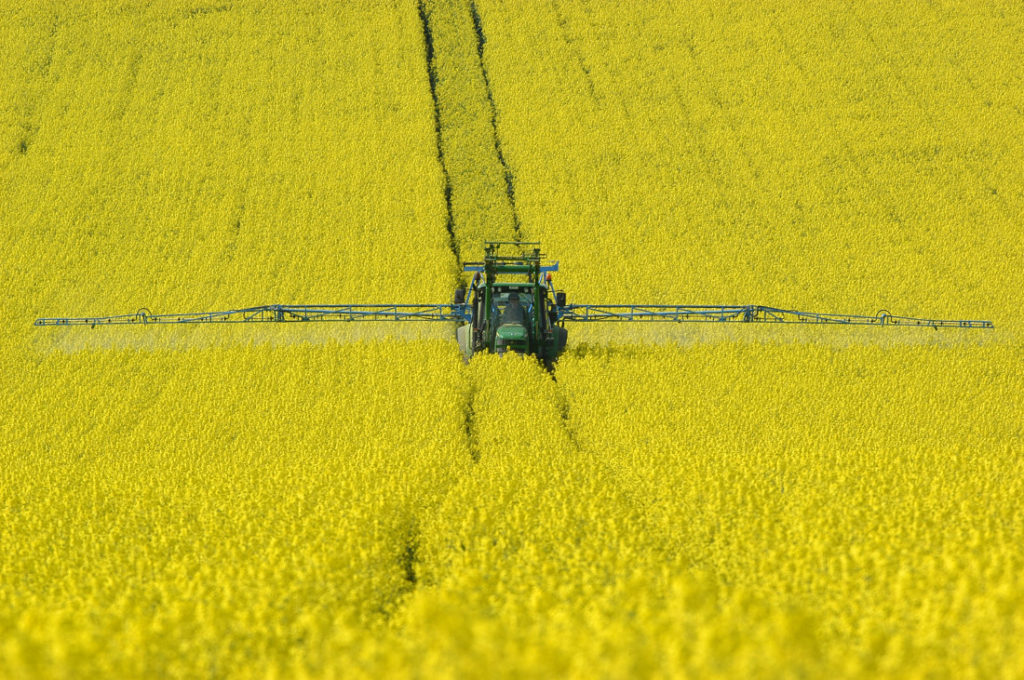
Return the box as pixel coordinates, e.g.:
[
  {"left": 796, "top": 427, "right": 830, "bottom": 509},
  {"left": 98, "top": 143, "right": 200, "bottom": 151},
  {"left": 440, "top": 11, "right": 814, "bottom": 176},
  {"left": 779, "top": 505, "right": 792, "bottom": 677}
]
[{"left": 463, "top": 241, "right": 558, "bottom": 280}]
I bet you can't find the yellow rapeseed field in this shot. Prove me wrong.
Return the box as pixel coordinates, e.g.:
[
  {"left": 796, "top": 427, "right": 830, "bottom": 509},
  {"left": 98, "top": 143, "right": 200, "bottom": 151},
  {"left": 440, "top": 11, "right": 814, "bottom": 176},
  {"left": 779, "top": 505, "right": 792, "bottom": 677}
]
[
  {"left": 2, "top": 1, "right": 1022, "bottom": 678},
  {"left": 479, "top": 0, "right": 1023, "bottom": 336}
]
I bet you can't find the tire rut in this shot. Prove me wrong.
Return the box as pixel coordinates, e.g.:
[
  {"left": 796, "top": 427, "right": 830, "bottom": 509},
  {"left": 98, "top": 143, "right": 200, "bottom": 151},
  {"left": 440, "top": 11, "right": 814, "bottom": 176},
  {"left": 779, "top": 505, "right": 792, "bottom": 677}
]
[{"left": 417, "top": 0, "right": 521, "bottom": 254}]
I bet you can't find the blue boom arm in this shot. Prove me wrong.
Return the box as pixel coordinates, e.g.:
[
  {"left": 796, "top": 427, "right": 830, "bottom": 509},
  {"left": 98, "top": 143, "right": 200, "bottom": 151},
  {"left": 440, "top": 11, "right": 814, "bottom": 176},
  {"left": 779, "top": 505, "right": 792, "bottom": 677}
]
[
  {"left": 34, "top": 304, "right": 472, "bottom": 327},
  {"left": 558, "top": 304, "right": 993, "bottom": 329}
]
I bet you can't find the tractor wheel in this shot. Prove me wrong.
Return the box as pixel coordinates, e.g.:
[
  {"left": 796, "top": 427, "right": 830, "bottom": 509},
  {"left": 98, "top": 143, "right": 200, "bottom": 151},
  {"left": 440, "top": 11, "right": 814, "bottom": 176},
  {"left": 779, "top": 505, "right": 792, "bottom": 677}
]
[{"left": 453, "top": 287, "right": 466, "bottom": 305}]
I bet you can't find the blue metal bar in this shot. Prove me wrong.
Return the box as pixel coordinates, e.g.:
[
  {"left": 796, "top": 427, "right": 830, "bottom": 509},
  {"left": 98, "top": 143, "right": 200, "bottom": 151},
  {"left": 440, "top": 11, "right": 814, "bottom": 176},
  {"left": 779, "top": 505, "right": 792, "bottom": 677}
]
[
  {"left": 462, "top": 262, "right": 558, "bottom": 273},
  {"left": 558, "top": 305, "right": 994, "bottom": 329},
  {"left": 34, "top": 304, "right": 471, "bottom": 327}
]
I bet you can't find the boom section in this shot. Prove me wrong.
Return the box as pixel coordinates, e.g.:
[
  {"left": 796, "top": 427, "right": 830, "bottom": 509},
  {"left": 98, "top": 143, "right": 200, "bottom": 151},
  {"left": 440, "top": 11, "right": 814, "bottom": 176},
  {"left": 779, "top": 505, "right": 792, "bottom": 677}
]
[
  {"left": 35, "top": 304, "right": 472, "bottom": 327},
  {"left": 558, "top": 305, "right": 994, "bottom": 329}
]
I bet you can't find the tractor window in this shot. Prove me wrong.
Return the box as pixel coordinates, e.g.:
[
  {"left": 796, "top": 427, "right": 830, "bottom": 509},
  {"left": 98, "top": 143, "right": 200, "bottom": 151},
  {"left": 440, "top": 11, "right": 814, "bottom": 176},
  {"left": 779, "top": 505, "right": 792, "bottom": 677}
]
[{"left": 492, "top": 291, "right": 533, "bottom": 322}]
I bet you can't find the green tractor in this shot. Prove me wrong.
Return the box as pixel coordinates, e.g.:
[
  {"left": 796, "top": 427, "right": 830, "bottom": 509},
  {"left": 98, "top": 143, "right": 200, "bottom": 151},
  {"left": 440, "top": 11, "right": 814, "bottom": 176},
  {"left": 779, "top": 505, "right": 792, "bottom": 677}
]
[{"left": 455, "top": 242, "right": 567, "bottom": 362}]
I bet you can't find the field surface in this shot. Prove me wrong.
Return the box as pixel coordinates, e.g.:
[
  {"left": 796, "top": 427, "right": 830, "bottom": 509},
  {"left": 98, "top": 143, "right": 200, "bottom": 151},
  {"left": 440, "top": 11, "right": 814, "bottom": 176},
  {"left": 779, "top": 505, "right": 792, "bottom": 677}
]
[{"left": 2, "top": 1, "right": 1022, "bottom": 678}]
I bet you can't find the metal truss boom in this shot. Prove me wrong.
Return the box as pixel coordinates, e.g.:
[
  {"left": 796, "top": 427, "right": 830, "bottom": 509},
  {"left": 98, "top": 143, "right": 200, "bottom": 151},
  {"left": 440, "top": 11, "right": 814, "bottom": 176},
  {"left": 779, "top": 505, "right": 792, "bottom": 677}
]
[
  {"left": 557, "top": 305, "right": 994, "bottom": 329},
  {"left": 34, "top": 304, "right": 471, "bottom": 327}
]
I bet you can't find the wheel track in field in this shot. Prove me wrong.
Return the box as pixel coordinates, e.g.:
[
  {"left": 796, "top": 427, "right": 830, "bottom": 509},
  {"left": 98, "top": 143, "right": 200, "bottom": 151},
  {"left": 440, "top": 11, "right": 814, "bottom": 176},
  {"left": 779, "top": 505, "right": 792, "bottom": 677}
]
[
  {"left": 388, "top": 2, "right": 598, "bottom": 622},
  {"left": 416, "top": 0, "right": 522, "bottom": 261},
  {"left": 414, "top": 0, "right": 524, "bottom": 464},
  {"left": 467, "top": 0, "right": 523, "bottom": 240},
  {"left": 417, "top": 0, "right": 460, "bottom": 265}
]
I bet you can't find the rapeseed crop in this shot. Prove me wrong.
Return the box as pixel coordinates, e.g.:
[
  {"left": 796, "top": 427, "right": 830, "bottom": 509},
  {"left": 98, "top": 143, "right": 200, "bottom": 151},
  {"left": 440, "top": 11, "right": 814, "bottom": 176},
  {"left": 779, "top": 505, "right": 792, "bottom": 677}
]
[
  {"left": 1, "top": 340, "right": 472, "bottom": 678},
  {"left": 477, "top": 0, "right": 1023, "bottom": 337},
  {"left": 2, "top": 2, "right": 464, "bottom": 675},
  {"left": 558, "top": 342, "right": 1024, "bottom": 676},
  {"left": 2, "top": 1, "right": 1022, "bottom": 678},
  {"left": 0, "top": 0, "right": 454, "bottom": 334}
]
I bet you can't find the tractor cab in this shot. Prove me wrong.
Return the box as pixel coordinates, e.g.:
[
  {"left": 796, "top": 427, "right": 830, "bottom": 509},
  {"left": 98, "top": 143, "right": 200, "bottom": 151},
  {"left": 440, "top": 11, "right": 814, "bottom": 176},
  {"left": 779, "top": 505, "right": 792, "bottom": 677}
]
[
  {"left": 455, "top": 242, "right": 568, "bottom": 362},
  {"left": 494, "top": 290, "right": 530, "bottom": 354}
]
